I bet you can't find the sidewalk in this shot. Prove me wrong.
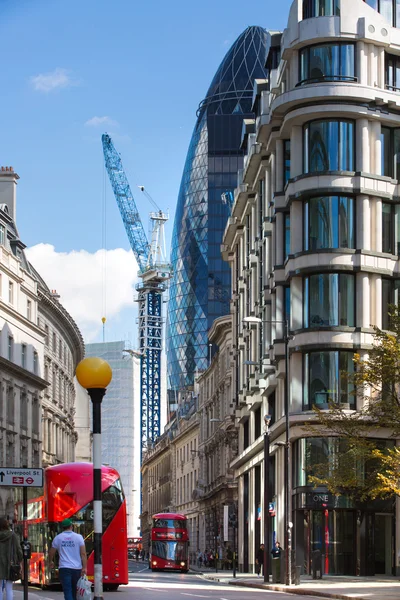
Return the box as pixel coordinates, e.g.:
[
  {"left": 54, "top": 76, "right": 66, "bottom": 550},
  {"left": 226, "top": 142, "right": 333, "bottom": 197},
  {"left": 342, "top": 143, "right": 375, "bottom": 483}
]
[{"left": 191, "top": 565, "right": 400, "bottom": 600}]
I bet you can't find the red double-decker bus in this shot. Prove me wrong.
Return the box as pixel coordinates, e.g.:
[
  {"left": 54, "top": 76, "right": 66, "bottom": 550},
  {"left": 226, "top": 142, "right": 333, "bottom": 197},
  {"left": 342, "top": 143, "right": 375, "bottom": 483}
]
[
  {"left": 150, "top": 512, "right": 189, "bottom": 572},
  {"left": 15, "top": 462, "right": 128, "bottom": 590},
  {"left": 128, "top": 536, "right": 142, "bottom": 558}
]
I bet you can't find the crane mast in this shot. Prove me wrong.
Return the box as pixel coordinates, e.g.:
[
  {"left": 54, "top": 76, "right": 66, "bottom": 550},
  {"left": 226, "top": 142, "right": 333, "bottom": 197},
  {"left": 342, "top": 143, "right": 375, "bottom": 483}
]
[{"left": 101, "top": 134, "right": 171, "bottom": 456}]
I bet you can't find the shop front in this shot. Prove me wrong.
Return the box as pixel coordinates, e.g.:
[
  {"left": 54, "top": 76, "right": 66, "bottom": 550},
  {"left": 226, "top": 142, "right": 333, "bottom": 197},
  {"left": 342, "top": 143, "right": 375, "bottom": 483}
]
[{"left": 294, "top": 490, "right": 394, "bottom": 575}]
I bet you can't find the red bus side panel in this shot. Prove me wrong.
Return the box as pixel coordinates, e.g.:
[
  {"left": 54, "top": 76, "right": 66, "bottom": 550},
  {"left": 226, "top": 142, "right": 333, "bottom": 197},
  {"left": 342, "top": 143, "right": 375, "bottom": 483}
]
[{"left": 87, "top": 503, "right": 128, "bottom": 586}]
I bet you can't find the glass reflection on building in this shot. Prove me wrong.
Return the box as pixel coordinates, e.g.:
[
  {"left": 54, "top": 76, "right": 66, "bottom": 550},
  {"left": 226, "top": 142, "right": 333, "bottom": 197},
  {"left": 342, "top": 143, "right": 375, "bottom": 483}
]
[{"left": 166, "top": 26, "right": 268, "bottom": 391}]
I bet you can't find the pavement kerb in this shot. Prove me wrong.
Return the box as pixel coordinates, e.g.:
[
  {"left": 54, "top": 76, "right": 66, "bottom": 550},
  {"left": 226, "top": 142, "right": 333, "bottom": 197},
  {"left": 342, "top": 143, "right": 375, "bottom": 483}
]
[
  {"left": 228, "top": 579, "right": 370, "bottom": 600},
  {"left": 199, "top": 574, "right": 374, "bottom": 600}
]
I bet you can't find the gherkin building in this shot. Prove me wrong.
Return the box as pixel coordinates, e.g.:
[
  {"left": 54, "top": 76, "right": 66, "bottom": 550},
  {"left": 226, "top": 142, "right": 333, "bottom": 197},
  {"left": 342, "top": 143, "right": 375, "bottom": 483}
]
[{"left": 167, "top": 26, "right": 268, "bottom": 391}]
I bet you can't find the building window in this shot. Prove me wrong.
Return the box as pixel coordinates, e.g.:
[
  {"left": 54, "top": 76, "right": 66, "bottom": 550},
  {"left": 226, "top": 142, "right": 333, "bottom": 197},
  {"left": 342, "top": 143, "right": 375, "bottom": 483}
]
[
  {"left": 32, "top": 398, "right": 39, "bottom": 434},
  {"left": 7, "top": 385, "right": 14, "bottom": 424},
  {"left": 33, "top": 352, "right": 38, "bottom": 375},
  {"left": 284, "top": 286, "right": 291, "bottom": 328},
  {"left": 8, "top": 281, "right": 13, "bottom": 305},
  {"left": 283, "top": 140, "right": 291, "bottom": 185},
  {"left": 21, "top": 344, "right": 26, "bottom": 369},
  {"left": 304, "top": 196, "right": 355, "bottom": 250},
  {"left": 382, "top": 203, "right": 400, "bottom": 254},
  {"left": 20, "top": 392, "right": 27, "bottom": 429},
  {"left": 382, "top": 278, "right": 400, "bottom": 329},
  {"left": 27, "top": 299, "right": 32, "bottom": 321},
  {"left": 0, "top": 225, "right": 4, "bottom": 247},
  {"left": 300, "top": 43, "right": 355, "bottom": 85},
  {"left": 53, "top": 332, "right": 56, "bottom": 353},
  {"left": 381, "top": 127, "right": 400, "bottom": 179},
  {"left": 304, "top": 351, "right": 355, "bottom": 408},
  {"left": 259, "top": 178, "right": 265, "bottom": 239},
  {"left": 304, "top": 120, "right": 354, "bottom": 174},
  {"left": 385, "top": 53, "right": 400, "bottom": 90},
  {"left": 243, "top": 419, "right": 249, "bottom": 450},
  {"left": 304, "top": 274, "right": 355, "bottom": 327},
  {"left": 364, "top": 0, "right": 400, "bottom": 28},
  {"left": 254, "top": 406, "right": 262, "bottom": 439},
  {"left": 303, "top": 0, "right": 340, "bottom": 18},
  {"left": 59, "top": 339, "right": 62, "bottom": 359},
  {"left": 284, "top": 213, "right": 290, "bottom": 260},
  {"left": 45, "top": 324, "right": 49, "bottom": 345},
  {"left": 7, "top": 336, "right": 13, "bottom": 361}
]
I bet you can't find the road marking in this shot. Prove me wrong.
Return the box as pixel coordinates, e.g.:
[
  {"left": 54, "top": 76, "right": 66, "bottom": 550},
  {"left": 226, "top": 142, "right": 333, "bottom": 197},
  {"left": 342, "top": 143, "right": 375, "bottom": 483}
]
[
  {"left": 181, "top": 594, "right": 211, "bottom": 598},
  {"left": 138, "top": 567, "right": 149, "bottom": 572}
]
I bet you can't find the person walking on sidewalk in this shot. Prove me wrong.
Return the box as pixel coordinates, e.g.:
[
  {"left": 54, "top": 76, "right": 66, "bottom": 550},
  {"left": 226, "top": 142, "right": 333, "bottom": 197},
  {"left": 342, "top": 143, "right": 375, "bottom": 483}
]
[
  {"left": 48, "top": 519, "right": 87, "bottom": 600},
  {"left": 255, "top": 543, "right": 265, "bottom": 576},
  {"left": 0, "top": 518, "right": 22, "bottom": 600}
]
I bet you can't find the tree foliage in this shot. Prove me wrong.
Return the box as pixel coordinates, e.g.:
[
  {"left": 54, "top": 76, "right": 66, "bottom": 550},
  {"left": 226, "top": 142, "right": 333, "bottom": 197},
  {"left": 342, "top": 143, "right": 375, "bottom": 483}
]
[{"left": 304, "top": 306, "right": 400, "bottom": 500}]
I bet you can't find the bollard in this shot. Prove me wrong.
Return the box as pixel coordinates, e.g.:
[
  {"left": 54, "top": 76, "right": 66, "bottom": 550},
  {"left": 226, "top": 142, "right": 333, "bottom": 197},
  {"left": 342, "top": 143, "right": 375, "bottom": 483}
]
[{"left": 295, "top": 565, "right": 301, "bottom": 585}]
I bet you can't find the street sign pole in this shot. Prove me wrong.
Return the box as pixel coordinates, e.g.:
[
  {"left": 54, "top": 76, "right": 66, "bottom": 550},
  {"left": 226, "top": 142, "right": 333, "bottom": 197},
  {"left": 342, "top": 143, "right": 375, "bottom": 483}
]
[
  {"left": 23, "top": 484, "right": 28, "bottom": 600},
  {"left": 0, "top": 467, "right": 43, "bottom": 600}
]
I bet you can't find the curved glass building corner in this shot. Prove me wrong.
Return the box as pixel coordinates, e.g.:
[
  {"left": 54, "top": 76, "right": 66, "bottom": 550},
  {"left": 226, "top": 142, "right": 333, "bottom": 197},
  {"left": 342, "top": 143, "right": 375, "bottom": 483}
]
[{"left": 167, "top": 26, "right": 268, "bottom": 391}]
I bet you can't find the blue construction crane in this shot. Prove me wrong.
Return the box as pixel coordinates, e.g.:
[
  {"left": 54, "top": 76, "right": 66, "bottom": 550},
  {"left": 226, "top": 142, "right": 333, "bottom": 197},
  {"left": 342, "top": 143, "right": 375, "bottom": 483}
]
[{"left": 102, "top": 133, "right": 171, "bottom": 456}]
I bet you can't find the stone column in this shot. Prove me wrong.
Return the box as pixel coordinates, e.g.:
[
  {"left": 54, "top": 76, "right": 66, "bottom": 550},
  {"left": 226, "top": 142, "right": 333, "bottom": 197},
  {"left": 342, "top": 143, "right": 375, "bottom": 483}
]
[
  {"left": 276, "top": 139, "right": 284, "bottom": 193},
  {"left": 356, "top": 118, "right": 370, "bottom": 173},
  {"left": 275, "top": 212, "right": 284, "bottom": 265},
  {"left": 371, "top": 120, "right": 382, "bottom": 175},
  {"left": 356, "top": 195, "right": 371, "bottom": 251},
  {"left": 357, "top": 41, "right": 368, "bottom": 85},
  {"left": 368, "top": 43, "right": 377, "bottom": 88},
  {"left": 377, "top": 46, "right": 385, "bottom": 89},
  {"left": 290, "top": 126, "right": 303, "bottom": 178},
  {"left": 291, "top": 277, "right": 303, "bottom": 331},
  {"left": 291, "top": 201, "right": 302, "bottom": 253}
]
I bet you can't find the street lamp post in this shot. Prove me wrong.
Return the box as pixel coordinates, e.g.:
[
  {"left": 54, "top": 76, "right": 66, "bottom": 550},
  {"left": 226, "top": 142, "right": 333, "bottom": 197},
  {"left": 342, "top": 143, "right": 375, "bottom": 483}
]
[
  {"left": 76, "top": 357, "right": 112, "bottom": 600},
  {"left": 243, "top": 316, "right": 291, "bottom": 585},
  {"left": 263, "top": 414, "right": 271, "bottom": 583}
]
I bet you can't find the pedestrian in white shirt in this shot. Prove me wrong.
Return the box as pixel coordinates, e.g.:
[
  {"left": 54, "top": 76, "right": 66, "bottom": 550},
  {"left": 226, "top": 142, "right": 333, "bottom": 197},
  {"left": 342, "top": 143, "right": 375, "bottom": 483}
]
[{"left": 48, "top": 519, "right": 87, "bottom": 600}]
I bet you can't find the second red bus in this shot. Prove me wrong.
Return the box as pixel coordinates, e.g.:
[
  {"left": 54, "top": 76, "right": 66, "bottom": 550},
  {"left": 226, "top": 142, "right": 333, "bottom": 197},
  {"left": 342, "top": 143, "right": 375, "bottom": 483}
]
[{"left": 150, "top": 512, "right": 189, "bottom": 572}]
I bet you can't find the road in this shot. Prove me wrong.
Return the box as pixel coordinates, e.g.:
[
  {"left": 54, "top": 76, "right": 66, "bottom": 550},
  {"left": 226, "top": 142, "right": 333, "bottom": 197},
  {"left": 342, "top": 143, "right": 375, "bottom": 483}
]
[{"left": 15, "top": 560, "right": 321, "bottom": 600}]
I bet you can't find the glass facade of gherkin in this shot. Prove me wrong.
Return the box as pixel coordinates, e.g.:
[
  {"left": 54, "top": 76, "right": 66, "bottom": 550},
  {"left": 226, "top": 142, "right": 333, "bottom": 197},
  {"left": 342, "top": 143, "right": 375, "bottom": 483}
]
[{"left": 167, "top": 26, "right": 268, "bottom": 391}]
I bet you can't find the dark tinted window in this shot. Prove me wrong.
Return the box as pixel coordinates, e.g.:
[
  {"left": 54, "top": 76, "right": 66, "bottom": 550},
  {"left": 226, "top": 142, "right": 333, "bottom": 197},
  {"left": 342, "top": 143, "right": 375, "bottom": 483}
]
[{"left": 153, "top": 519, "right": 186, "bottom": 529}]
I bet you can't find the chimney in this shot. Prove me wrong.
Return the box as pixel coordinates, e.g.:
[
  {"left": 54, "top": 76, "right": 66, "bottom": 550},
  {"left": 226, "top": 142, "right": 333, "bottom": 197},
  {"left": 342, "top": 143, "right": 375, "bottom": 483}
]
[{"left": 0, "top": 167, "right": 19, "bottom": 222}]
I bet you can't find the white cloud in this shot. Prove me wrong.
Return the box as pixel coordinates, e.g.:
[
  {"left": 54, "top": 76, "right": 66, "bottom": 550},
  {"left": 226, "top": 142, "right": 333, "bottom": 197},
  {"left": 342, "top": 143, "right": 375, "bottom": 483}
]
[
  {"left": 85, "top": 116, "right": 119, "bottom": 128},
  {"left": 29, "top": 68, "right": 77, "bottom": 92},
  {"left": 25, "top": 244, "right": 139, "bottom": 343}
]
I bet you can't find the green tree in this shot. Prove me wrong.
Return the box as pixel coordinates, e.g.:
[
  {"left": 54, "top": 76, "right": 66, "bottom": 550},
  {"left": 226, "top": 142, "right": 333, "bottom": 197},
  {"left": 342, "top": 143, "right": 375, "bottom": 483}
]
[{"left": 305, "top": 307, "right": 400, "bottom": 500}]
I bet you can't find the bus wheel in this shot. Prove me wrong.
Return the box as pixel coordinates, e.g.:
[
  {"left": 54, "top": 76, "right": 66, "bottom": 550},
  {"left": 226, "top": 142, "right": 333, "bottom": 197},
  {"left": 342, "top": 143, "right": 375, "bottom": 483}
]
[{"left": 104, "top": 584, "right": 119, "bottom": 591}]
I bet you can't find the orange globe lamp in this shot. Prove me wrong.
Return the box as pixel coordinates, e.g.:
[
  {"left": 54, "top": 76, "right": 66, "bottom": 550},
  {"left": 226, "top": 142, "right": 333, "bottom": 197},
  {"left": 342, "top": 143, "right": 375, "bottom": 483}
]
[{"left": 76, "top": 357, "right": 112, "bottom": 390}]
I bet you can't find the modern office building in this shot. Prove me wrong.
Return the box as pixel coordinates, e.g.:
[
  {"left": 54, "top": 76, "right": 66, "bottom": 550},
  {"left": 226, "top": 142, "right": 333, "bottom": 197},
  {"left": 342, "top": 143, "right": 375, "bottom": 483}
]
[
  {"left": 85, "top": 341, "right": 141, "bottom": 536},
  {"left": 223, "top": 0, "right": 400, "bottom": 576},
  {"left": 166, "top": 26, "right": 268, "bottom": 392}
]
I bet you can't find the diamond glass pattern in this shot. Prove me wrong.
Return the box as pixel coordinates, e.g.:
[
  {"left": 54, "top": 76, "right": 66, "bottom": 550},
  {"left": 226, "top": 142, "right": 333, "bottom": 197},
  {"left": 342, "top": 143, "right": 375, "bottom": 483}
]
[{"left": 167, "top": 26, "right": 268, "bottom": 391}]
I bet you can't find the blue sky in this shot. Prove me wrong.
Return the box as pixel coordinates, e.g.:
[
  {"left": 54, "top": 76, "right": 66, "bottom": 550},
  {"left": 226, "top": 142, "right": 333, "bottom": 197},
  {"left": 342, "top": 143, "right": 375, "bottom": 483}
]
[{"left": 1, "top": 0, "right": 293, "bottom": 343}]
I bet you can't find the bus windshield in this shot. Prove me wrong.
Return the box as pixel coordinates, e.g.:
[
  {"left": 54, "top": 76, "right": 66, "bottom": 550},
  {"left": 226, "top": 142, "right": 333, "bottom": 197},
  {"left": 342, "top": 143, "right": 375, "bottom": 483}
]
[
  {"left": 71, "top": 480, "right": 125, "bottom": 555},
  {"left": 151, "top": 541, "right": 188, "bottom": 561}
]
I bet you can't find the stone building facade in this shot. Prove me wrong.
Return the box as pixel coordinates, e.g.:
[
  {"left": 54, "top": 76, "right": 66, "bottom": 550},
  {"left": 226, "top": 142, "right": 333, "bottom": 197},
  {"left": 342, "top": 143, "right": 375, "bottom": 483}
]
[
  {"left": 222, "top": 0, "right": 400, "bottom": 576},
  {"left": 0, "top": 167, "right": 84, "bottom": 515},
  {"left": 196, "top": 315, "right": 238, "bottom": 562}
]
